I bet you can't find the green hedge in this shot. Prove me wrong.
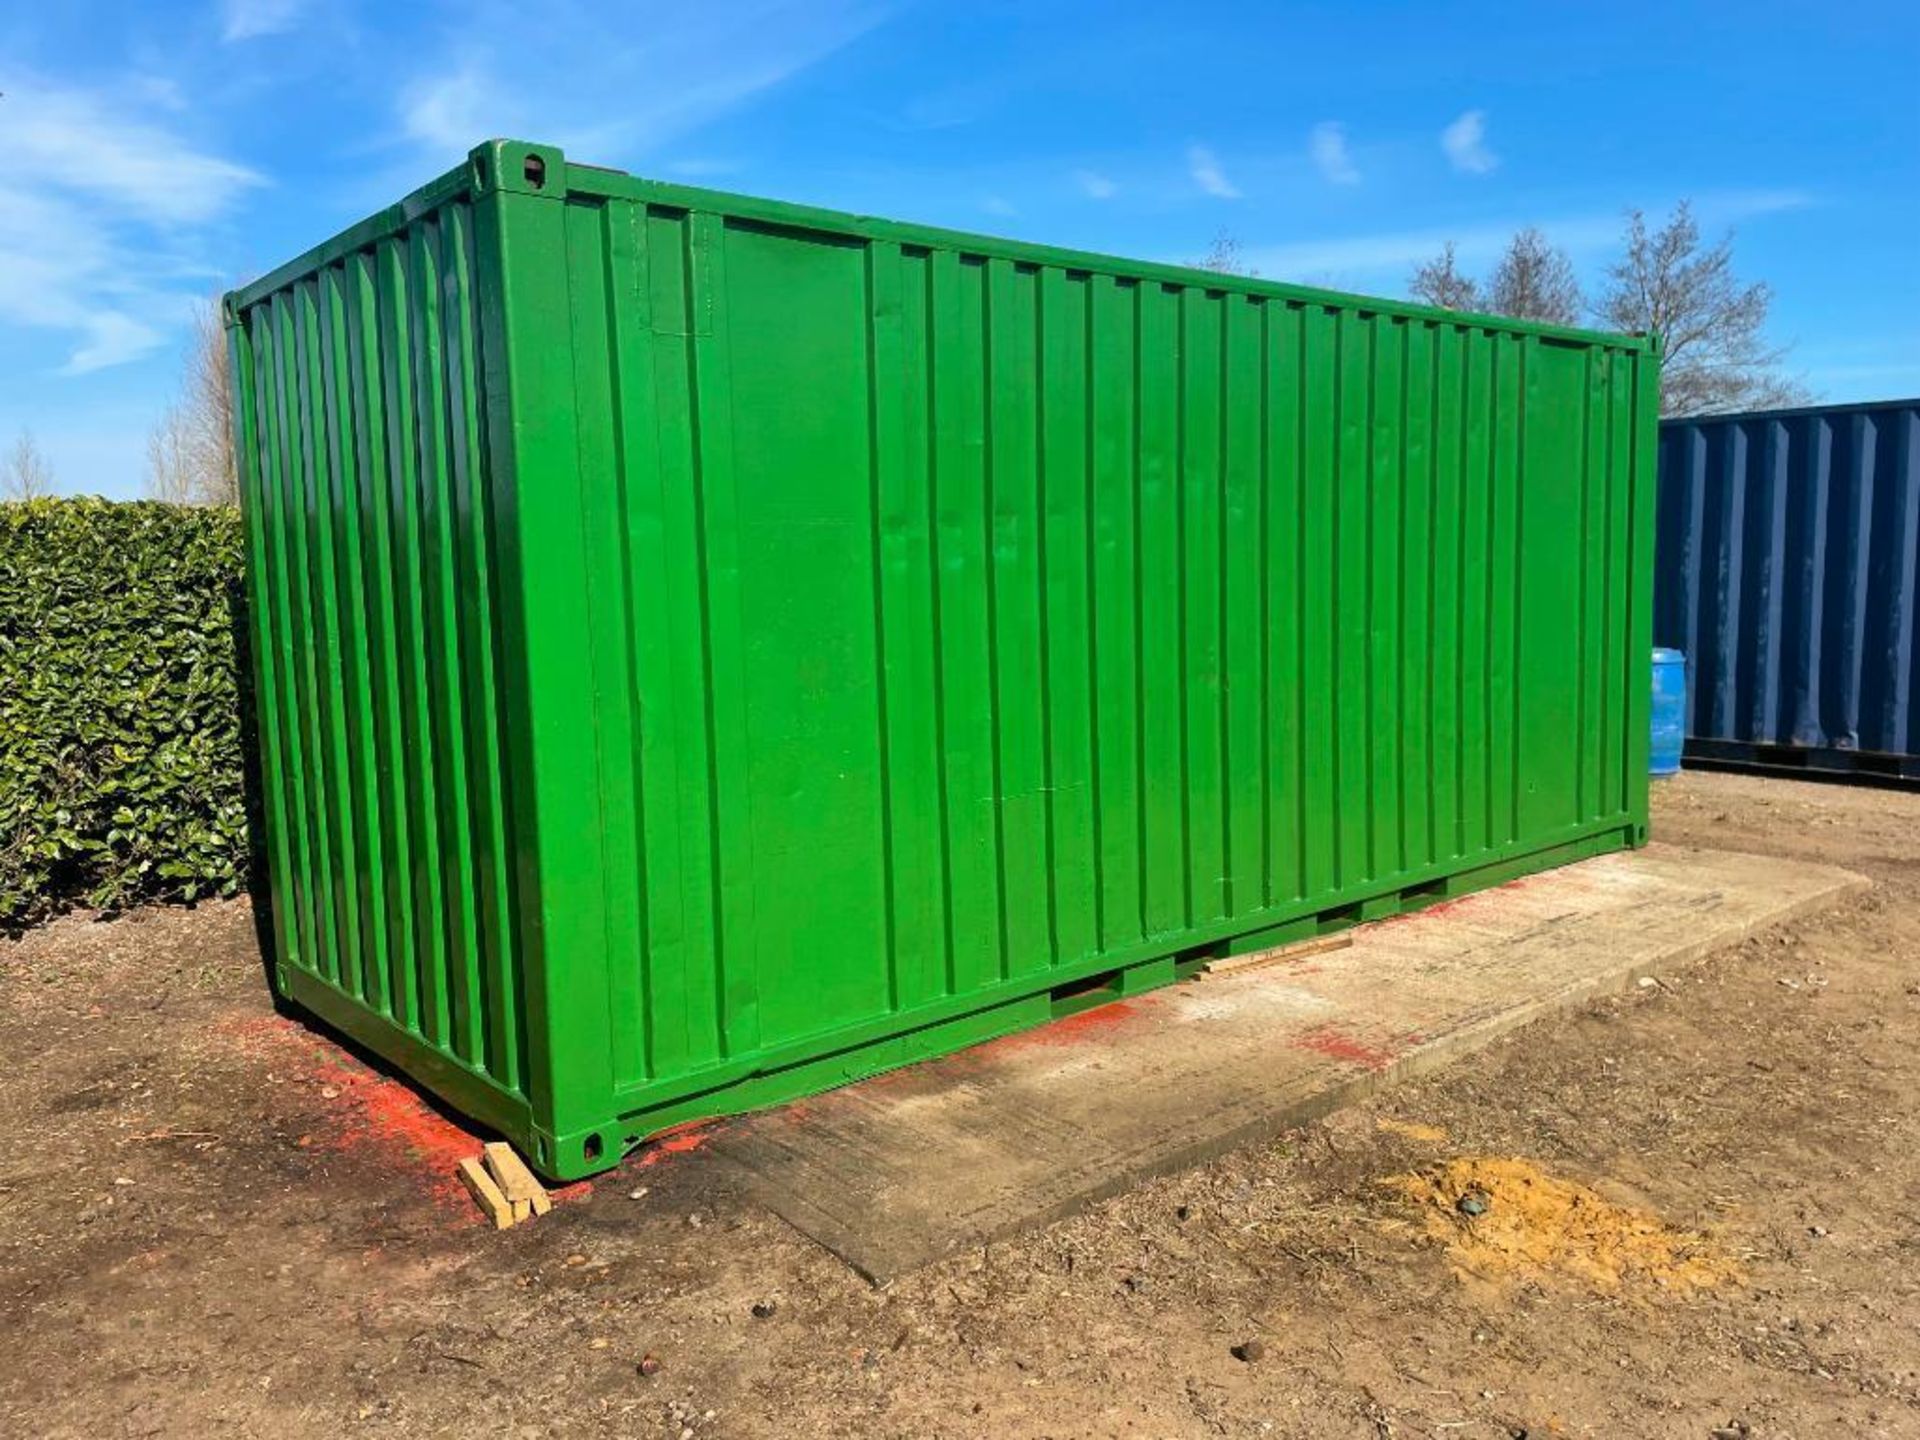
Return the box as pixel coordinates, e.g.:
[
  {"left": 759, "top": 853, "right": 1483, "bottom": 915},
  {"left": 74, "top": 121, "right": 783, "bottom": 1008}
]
[{"left": 0, "top": 499, "right": 249, "bottom": 930}]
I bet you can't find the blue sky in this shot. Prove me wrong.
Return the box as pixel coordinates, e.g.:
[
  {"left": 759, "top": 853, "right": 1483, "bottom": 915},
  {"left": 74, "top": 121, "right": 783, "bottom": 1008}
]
[{"left": 4, "top": 0, "right": 1915, "bottom": 498}]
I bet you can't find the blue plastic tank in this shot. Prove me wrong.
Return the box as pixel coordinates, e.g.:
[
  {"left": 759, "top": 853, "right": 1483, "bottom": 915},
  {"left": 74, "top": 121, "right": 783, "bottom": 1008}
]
[{"left": 1650, "top": 648, "right": 1686, "bottom": 777}]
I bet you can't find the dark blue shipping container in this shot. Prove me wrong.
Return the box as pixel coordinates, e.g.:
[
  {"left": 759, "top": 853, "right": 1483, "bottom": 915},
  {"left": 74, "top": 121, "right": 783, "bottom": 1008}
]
[{"left": 1654, "top": 398, "right": 1920, "bottom": 780}]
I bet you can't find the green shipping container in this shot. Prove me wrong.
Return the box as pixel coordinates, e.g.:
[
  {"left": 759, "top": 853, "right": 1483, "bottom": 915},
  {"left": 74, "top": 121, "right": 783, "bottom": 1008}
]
[{"left": 228, "top": 140, "right": 1658, "bottom": 1180}]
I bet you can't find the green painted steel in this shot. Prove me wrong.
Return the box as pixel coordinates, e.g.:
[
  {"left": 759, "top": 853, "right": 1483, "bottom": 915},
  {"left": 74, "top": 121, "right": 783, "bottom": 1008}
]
[{"left": 228, "top": 140, "right": 1659, "bottom": 1180}]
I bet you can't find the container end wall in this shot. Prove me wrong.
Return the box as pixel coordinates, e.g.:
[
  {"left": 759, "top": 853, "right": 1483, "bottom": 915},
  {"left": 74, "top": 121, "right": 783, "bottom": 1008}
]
[{"left": 228, "top": 168, "right": 535, "bottom": 1135}]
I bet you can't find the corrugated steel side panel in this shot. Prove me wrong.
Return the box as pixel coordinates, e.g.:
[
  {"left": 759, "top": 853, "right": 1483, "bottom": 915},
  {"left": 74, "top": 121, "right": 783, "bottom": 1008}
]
[
  {"left": 229, "top": 142, "right": 1656, "bottom": 1178},
  {"left": 1655, "top": 400, "right": 1920, "bottom": 760},
  {"left": 554, "top": 172, "right": 1656, "bottom": 1104},
  {"left": 228, "top": 186, "right": 532, "bottom": 1130}
]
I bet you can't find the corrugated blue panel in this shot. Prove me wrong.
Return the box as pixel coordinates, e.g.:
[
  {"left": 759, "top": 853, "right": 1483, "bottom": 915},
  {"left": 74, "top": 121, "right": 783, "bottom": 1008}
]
[{"left": 1655, "top": 398, "right": 1920, "bottom": 764}]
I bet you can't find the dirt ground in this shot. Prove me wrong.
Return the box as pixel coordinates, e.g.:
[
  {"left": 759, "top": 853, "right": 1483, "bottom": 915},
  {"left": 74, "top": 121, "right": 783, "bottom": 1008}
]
[{"left": 4, "top": 769, "right": 1919, "bottom": 1440}]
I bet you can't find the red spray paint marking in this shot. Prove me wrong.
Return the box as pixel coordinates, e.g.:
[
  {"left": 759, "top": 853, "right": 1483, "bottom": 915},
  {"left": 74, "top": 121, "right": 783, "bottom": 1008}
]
[
  {"left": 974, "top": 996, "right": 1142, "bottom": 1055},
  {"left": 214, "top": 1010, "right": 591, "bottom": 1214},
  {"left": 1377, "top": 895, "right": 1470, "bottom": 925},
  {"left": 631, "top": 1118, "right": 716, "bottom": 1169},
  {"left": 1289, "top": 1022, "right": 1404, "bottom": 1072},
  {"left": 1378, "top": 866, "right": 1553, "bottom": 928},
  {"left": 1044, "top": 997, "right": 1142, "bottom": 1039},
  {"left": 722, "top": 994, "right": 1151, "bottom": 1129}
]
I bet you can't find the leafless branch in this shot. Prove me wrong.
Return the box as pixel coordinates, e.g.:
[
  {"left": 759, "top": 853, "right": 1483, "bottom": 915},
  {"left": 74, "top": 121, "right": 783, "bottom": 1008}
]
[
  {"left": 1595, "top": 203, "right": 1810, "bottom": 416},
  {"left": 1194, "top": 230, "right": 1257, "bottom": 277},
  {"left": 144, "top": 295, "right": 238, "bottom": 505},
  {"left": 2, "top": 429, "right": 54, "bottom": 501},
  {"left": 1487, "top": 228, "right": 1582, "bottom": 326},
  {"left": 1408, "top": 241, "right": 1480, "bottom": 312}
]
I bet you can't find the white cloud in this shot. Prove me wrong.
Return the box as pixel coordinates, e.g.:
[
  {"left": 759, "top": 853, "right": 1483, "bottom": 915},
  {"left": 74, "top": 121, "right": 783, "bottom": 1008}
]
[
  {"left": 1187, "top": 144, "right": 1240, "bottom": 199},
  {"left": 222, "top": 0, "right": 309, "bottom": 42},
  {"left": 0, "top": 75, "right": 259, "bottom": 375},
  {"left": 1697, "top": 188, "right": 1815, "bottom": 221},
  {"left": 401, "top": 57, "right": 498, "bottom": 155},
  {"left": 1245, "top": 215, "right": 1616, "bottom": 285},
  {"left": 131, "top": 74, "right": 189, "bottom": 112},
  {"left": 392, "top": 2, "right": 888, "bottom": 168},
  {"left": 1309, "top": 122, "right": 1360, "bottom": 186},
  {"left": 1075, "top": 169, "right": 1117, "bottom": 200},
  {"left": 1442, "top": 110, "right": 1498, "bottom": 175},
  {"left": 3, "top": 79, "right": 261, "bottom": 225},
  {"left": 0, "top": 183, "right": 172, "bottom": 374},
  {"left": 62, "top": 313, "right": 169, "bottom": 377},
  {"left": 1238, "top": 189, "right": 1813, "bottom": 289},
  {"left": 982, "top": 194, "right": 1016, "bottom": 217}
]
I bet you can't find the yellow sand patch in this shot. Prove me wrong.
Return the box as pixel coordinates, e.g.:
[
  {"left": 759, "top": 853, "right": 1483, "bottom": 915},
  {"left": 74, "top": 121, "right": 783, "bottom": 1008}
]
[
  {"left": 1387, "top": 1157, "right": 1737, "bottom": 1295},
  {"left": 1375, "top": 1118, "right": 1450, "bottom": 1144}
]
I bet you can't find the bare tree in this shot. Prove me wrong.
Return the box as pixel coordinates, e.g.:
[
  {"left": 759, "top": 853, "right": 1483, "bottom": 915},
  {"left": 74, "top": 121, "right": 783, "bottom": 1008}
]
[
  {"left": 2, "top": 429, "right": 54, "bottom": 501},
  {"left": 145, "top": 297, "right": 237, "bottom": 505},
  {"left": 1194, "top": 230, "right": 1256, "bottom": 277},
  {"left": 1487, "top": 227, "right": 1582, "bottom": 326},
  {"left": 1595, "top": 203, "right": 1808, "bottom": 416},
  {"left": 1407, "top": 205, "right": 1808, "bottom": 415},
  {"left": 146, "top": 403, "right": 197, "bottom": 503},
  {"left": 1408, "top": 241, "right": 1480, "bottom": 312}
]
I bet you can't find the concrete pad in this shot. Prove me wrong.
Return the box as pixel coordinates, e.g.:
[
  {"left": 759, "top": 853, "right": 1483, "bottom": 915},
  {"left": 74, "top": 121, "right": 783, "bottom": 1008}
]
[{"left": 708, "top": 844, "right": 1867, "bottom": 1284}]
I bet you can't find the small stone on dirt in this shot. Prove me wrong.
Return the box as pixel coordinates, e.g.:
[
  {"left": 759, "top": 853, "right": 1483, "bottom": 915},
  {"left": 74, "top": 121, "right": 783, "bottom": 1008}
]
[
  {"left": 1456, "top": 1190, "right": 1491, "bottom": 1217},
  {"left": 637, "top": 1353, "right": 662, "bottom": 1377},
  {"left": 1231, "top": 1338, "right": 1266, "bottom": 1364},
  {"left": 750, "top": 1300, "right": 777, "bottom": 1319},
  {"left": 1175, "top": 1204, "right": 1191, "bottom": 1222}
]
